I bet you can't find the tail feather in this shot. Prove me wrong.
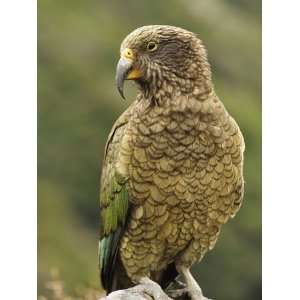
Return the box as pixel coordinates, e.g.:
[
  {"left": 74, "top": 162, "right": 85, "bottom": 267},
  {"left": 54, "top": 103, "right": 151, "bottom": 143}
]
[{"left": 99, "top": 227, "right": 122, "bottom": 293}]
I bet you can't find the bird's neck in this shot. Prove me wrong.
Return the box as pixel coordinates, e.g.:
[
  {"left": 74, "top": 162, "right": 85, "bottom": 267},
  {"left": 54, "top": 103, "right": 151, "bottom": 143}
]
[{"left": 137, "top": 59, "right": 214, "bottom": 106}]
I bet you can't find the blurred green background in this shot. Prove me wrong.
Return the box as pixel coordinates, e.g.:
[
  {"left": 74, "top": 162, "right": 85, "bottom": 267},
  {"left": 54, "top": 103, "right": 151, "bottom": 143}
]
[{"left": 38, "top": 0, "right": 261, "bottom": 299}]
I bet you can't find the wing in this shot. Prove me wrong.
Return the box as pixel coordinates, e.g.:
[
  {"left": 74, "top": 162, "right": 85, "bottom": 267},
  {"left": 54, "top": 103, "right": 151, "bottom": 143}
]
[{"left": 99, "top": 104, "right": 134, "bottom": 292}]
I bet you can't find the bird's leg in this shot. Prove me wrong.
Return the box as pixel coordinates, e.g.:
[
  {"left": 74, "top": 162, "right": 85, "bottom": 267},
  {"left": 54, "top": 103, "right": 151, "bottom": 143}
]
[
  {"left": 167, "top": 266, "right": 212, "bottom": 300},
  {"left": 131, "top": 277, "right": 173, "bottom": 300}
]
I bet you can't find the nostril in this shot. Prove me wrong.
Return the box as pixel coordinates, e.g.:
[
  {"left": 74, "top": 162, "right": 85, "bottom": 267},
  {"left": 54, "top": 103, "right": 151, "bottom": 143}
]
[{"left": 121, "top": 48, "right": 134, "bottom": 60}]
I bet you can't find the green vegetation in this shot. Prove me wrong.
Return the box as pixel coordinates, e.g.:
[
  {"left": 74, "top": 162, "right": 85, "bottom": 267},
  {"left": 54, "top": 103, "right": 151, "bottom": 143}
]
[{"left": 38, "top": 1, "right": 261, "bottom": 299}]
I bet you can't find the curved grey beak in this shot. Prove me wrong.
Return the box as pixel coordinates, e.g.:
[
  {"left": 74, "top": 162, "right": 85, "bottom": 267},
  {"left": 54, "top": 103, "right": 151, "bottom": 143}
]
[{"left": 116, "top": 57, "right": 133, "bottom": 99}]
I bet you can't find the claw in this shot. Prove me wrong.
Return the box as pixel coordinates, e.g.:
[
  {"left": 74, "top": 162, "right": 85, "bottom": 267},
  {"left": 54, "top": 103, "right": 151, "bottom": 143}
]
[
  {"left": 167, "top": 287, "right": 189, "bottom": 298},
  {"left": 174, "top": 279, "right": 186, "bottom": 289}
]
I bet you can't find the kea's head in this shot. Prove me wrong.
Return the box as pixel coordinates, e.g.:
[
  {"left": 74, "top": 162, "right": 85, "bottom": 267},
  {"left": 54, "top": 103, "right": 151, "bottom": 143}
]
[{"left": 116, "top": 25, "right": 212, "bottom": 101}]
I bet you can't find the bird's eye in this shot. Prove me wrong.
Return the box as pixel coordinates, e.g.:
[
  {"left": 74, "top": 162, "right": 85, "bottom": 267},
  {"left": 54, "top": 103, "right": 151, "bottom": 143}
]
[{"left": 147, "top": 42, "right": 158, "bottom": 52}]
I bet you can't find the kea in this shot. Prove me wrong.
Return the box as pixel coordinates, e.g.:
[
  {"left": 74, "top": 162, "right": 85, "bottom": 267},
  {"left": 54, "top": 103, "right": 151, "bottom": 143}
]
[{"left": 99, "top": 25, "right": 245, "bottom": 300}]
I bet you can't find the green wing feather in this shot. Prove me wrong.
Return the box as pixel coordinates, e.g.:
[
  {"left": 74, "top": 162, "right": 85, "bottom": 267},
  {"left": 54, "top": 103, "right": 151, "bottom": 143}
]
[
  {"left": 100, "top": 174, "right": 129, "bottom": 236},
  {"left": 98, "top": 108, "right": 133, "bottom": 293}
]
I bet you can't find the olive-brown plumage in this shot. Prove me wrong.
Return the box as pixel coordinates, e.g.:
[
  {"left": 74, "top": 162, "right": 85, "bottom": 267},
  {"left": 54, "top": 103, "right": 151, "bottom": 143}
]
[{"left": 99, "top": 25, "right": 244, "bottom": 300}]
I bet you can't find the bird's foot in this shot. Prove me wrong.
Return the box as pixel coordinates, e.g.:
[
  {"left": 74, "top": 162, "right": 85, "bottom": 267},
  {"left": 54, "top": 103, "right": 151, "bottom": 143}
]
[
  {"left": 173, "top": 266, "right": 213, "bottom": 300},
  {"left": 167, "top": 287, "right": 212, "bottom": 300},
  {"left": 130, "top": 277, "right": 172, "bottom": 300}
]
